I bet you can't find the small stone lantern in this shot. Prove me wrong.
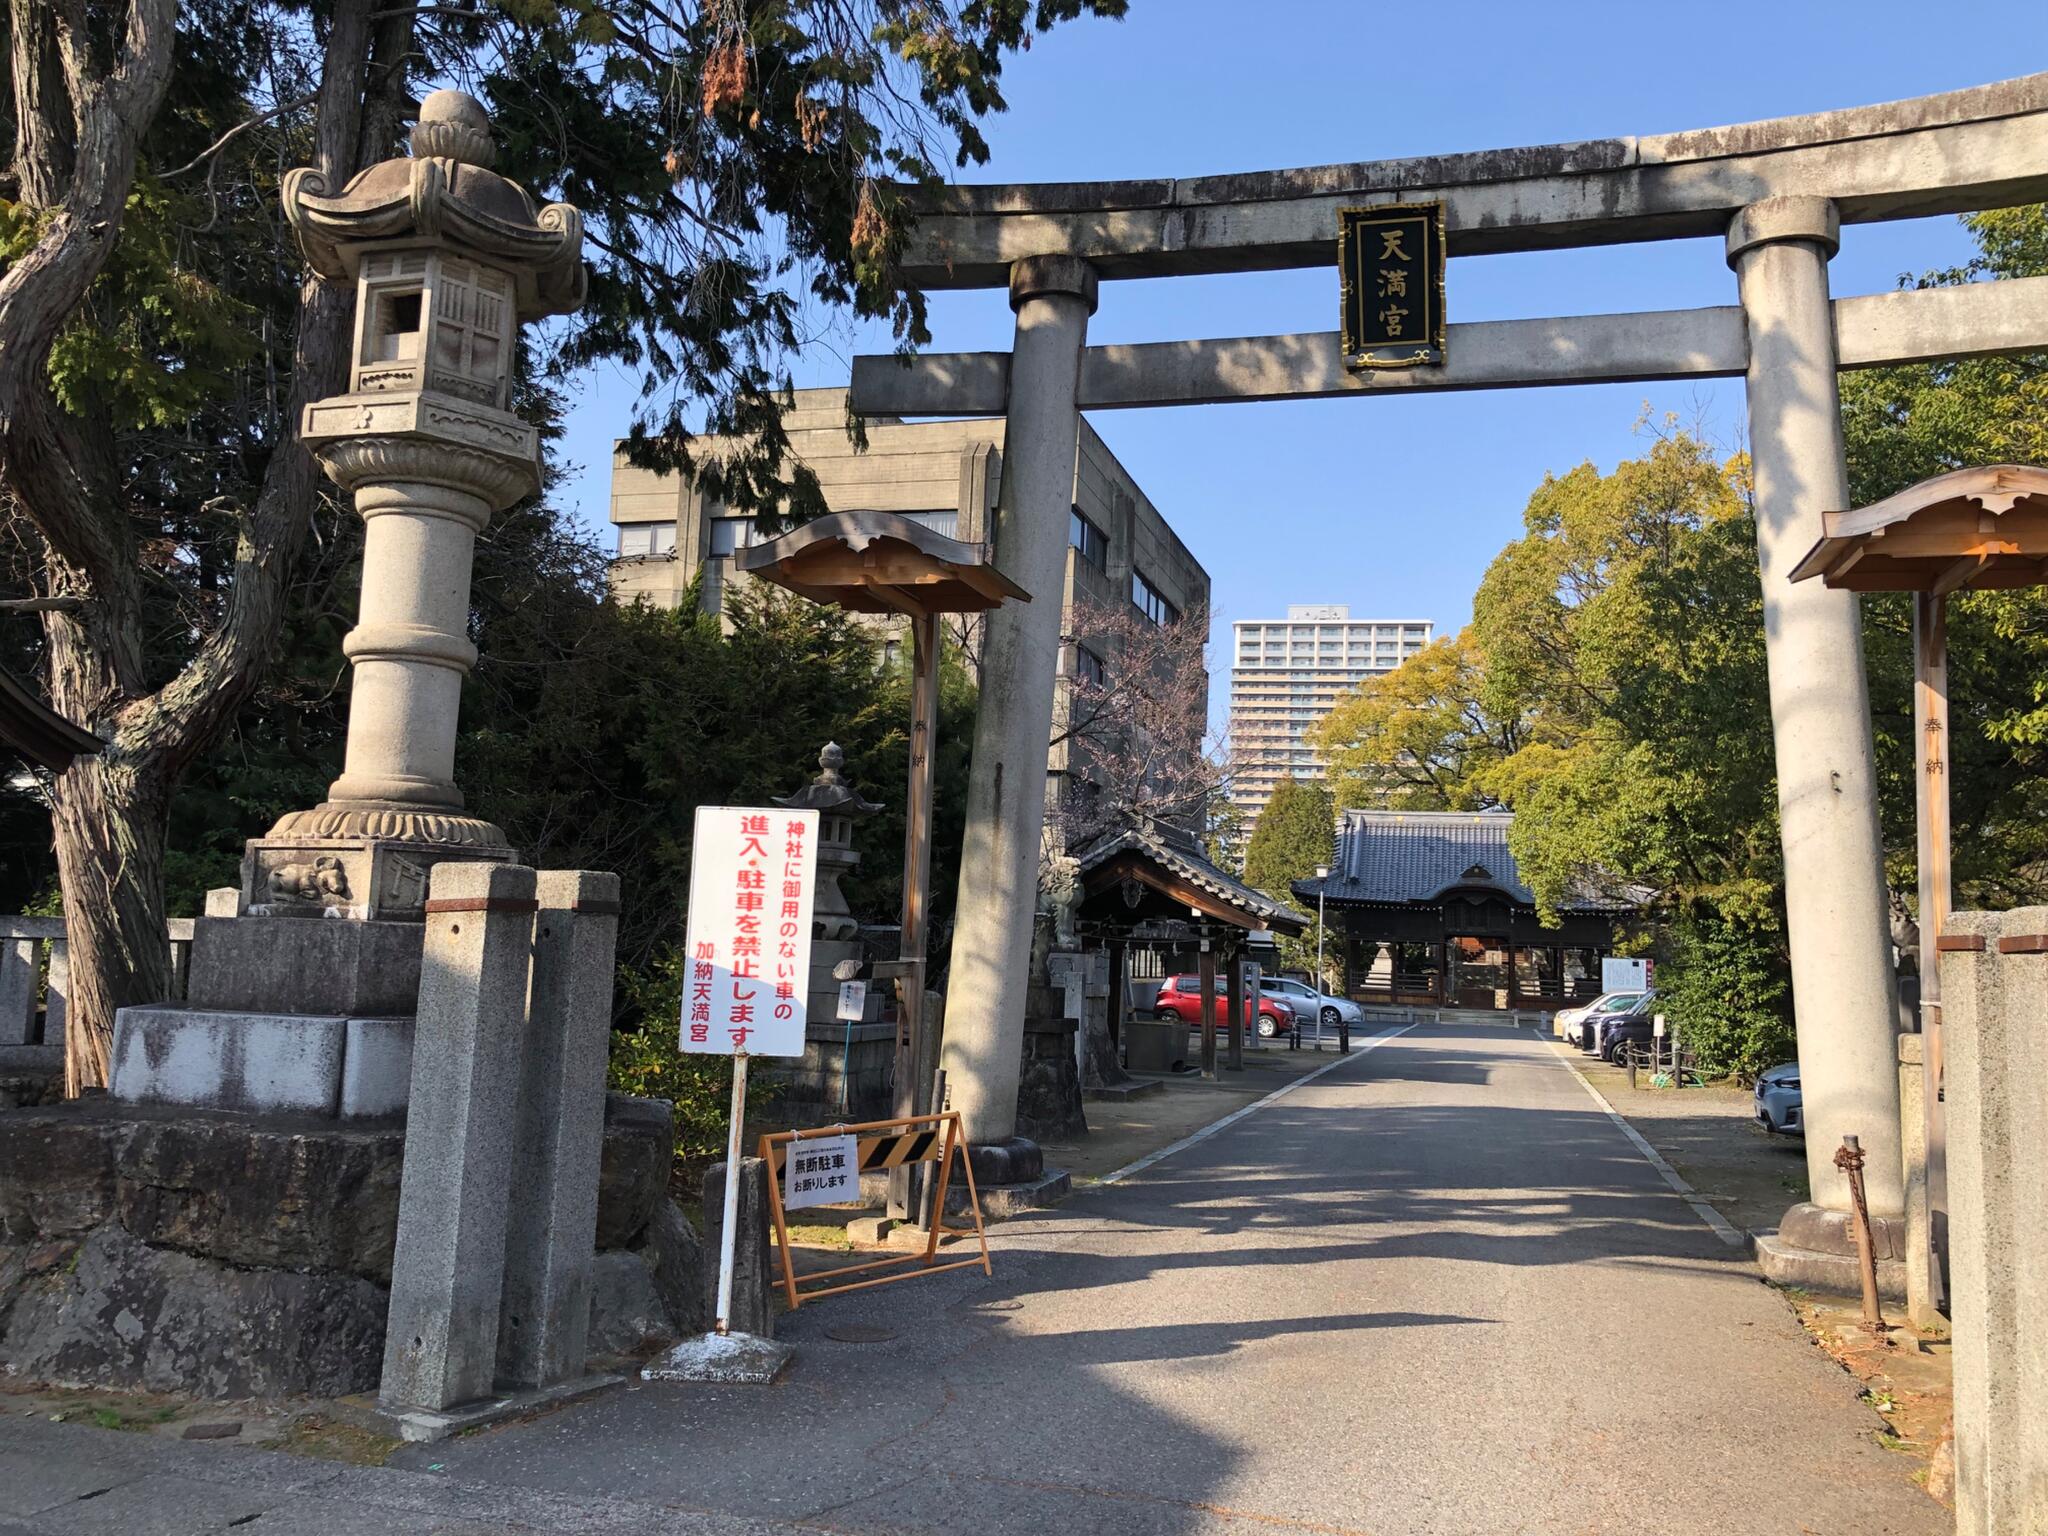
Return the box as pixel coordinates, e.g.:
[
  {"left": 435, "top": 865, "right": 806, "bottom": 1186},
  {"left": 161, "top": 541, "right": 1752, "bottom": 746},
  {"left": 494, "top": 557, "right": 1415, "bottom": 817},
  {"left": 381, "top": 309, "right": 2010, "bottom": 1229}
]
[
  {"left": 248, "top": 90, "right": 586, "bottom": 917},
  {"left": 766, "top": 744, "right": 889, "bottom": 1115}
]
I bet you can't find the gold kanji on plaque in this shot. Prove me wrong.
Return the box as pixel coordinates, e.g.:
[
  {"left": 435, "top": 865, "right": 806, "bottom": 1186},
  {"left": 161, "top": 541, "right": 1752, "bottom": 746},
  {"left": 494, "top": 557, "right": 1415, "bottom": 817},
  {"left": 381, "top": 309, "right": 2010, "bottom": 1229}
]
[{"left": 1339, "top": 203, "right": 1446, "bottom": 370}]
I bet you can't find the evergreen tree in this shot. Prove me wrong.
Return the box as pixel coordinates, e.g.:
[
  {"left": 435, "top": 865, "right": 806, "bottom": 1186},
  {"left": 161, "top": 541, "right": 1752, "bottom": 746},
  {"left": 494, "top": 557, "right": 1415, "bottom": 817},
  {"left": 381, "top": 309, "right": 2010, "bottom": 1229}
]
[{"left": 1244, "top": 777, "right": 1334, "bottom": 905}]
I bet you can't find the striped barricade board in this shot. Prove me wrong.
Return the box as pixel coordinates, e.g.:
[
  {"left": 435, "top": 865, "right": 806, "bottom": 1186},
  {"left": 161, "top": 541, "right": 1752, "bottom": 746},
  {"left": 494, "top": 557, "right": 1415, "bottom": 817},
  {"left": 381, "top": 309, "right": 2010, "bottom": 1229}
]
[{"left": 758, "top": 1109, "right": 992, "bottom": 1308}]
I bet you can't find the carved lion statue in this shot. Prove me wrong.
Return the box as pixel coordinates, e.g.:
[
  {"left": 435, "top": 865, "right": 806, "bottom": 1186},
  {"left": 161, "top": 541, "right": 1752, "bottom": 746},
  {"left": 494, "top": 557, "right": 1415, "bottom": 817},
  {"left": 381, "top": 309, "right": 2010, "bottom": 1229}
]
[{"left": 268, "top": 855, "right": 350, "bottom": 905}]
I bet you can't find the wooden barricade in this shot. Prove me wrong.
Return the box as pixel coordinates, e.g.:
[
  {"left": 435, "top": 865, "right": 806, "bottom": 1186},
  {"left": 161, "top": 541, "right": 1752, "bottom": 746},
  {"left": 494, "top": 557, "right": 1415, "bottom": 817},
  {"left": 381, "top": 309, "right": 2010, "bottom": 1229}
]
[{"left": 759, "top": 1109, "right": 992, "bottom": 1309}]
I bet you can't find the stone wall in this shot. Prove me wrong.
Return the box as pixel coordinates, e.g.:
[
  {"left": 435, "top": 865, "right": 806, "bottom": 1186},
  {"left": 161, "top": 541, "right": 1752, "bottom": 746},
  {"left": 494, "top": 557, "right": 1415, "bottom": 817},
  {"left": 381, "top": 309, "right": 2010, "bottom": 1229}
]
[
  {"left": 757, "top": 1021, "right": 898, "bottom": 1127},
  {"left": 0, "top": 1093, "right": 703, "bottom": 1399}
]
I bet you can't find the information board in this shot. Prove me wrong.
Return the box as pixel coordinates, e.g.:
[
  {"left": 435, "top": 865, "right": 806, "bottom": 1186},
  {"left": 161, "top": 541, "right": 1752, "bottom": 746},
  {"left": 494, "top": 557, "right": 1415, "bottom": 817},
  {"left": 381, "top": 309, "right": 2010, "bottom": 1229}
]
[
  {"left": 680, "top": 805, "right": 818, "bottom": 1057},
  {"left": 782, "top": 1131, "right": 858, "bottom": 1211},
  {"left": 1601, "top": 956, "right": 1650, "bottom": 994}
]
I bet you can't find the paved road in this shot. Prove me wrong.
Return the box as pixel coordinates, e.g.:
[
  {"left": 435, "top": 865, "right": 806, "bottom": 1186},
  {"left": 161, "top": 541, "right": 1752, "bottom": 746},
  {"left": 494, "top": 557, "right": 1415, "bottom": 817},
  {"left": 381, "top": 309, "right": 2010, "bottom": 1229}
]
[
  {"left": 407, "top": 1021, "right": 1942, "bottom": 1534},
  {"left": 1, "top": 1022, "right": 1942, "bottom": 1534}
]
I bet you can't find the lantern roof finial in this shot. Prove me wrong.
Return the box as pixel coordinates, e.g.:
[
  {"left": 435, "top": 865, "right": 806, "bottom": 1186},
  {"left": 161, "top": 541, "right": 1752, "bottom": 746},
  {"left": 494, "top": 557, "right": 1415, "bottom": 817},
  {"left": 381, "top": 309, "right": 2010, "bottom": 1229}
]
[{"left": 411, "top": 89, "right": 497, "bottom": 169}]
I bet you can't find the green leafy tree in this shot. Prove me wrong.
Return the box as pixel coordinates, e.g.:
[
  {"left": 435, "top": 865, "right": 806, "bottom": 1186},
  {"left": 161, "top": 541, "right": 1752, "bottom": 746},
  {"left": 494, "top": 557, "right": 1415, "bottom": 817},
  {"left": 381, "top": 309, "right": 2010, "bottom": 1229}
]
[
  {"left": 1309, "top": 631, "right": 1514, "bottom": 810},
  {"left": 1243, "top": 776, "right": 1333, "bottom": 903},
  {"left": 1, "top": 0, "right": 1123, "bottom": 1085},
  {"left": 1242, "top": 776, "right": 1335, "bottom": 986}
]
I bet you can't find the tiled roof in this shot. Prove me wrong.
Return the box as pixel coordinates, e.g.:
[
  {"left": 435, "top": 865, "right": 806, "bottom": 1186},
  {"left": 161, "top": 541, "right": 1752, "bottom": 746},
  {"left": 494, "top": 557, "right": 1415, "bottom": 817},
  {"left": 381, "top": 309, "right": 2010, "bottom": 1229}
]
[
  {"left": 1291, "top": 809, "right": 1633, "bottom": 911},
  {"left": 1076, "top": 822, "right": 1308, "bottom": 934}
]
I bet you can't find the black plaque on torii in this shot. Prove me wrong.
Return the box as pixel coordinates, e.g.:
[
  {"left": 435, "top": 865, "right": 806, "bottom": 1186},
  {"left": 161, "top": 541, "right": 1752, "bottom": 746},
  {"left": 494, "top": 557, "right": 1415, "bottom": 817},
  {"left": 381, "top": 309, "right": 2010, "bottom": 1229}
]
[{"left": 1339, "top": 202, "right": 1446, "bottom": 370}]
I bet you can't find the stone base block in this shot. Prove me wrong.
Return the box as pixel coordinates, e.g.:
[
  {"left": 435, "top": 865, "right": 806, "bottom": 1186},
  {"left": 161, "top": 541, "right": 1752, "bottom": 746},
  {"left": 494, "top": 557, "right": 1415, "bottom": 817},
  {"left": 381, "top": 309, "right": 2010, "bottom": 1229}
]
[
  {"left": 848, "top": 1216, "right": 976, "bottom": 1252},
  {"left": 846, "top": 1214, "right": 904, "bottom": 1247},
  {"left": 2, "top": 1224, "right": 388, "bottom": 1398},
  {"left": 185, "top": 914, "right": 425, "bottom": 1017},
  {"left": 340, "top": 1016, "right": 414, "bottom": 1118},
  {"left": 112, "top": 1007, "right": 347, "bottom": 1116},
  {"left": 344, "top": 1374, "right": 619, "bottom": 1444},
  {"left": 0, "top": 1044, "right": 65, "bottom": 1111},
  {"left": 967, "top": 1136, "right": 1043, "bottom": 1186},
  {"left": 1753, "top": 1229, "right": 1908, "bottom": 1301},
  {"left": 241, "top": 828, "right": 511, "bottom": 923},
  {"left": 1123, "top": 1020, "right": 1183, "bottom": 1073},
  {"left": 965, "top": 1169, "right": 1071, "bottom": 1219},
  {"left": 0, "top": 1095, "right": 690, "bottom": 1400},
  {"left": 0, "top": 1044, "right": 64, "bottom": 1075},
  {"left": 111, "top": 1006, "right": 413, "bottom": 1119},
  {"left": 640, "top": 1331, "right": 790, "bottom": 1385},
  {"left": 1779, "top": 1199, "right": 1908, "bottom": 1262}
]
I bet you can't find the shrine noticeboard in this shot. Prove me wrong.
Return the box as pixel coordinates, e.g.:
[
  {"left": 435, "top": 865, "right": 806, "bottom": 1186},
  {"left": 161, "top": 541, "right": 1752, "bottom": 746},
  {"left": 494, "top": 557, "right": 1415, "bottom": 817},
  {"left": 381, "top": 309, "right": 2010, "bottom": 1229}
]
[
  {"left": 1338, "top": 202, "right": 1446, "bottom": 370},
  {"left": 680, "top": 805, "right": 818, "bottom": 1057}
]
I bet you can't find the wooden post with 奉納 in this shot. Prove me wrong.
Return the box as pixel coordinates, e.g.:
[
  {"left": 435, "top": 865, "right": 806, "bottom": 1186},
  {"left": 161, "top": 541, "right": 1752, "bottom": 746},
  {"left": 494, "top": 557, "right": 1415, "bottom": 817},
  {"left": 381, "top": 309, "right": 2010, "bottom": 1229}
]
[
  {"left": 1198, "top": 937, "right": 1218, "bottom": 1079},
  {"left": 888, "top": 611, "right": 943, "bottom": 1221}
]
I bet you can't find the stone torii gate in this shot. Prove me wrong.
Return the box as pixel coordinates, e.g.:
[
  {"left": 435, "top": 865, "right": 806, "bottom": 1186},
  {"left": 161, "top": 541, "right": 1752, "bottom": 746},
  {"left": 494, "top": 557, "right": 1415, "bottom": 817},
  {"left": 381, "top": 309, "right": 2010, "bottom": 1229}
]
[{"left": 849, "top": 74, "right": 2048, "bottom": 1285}]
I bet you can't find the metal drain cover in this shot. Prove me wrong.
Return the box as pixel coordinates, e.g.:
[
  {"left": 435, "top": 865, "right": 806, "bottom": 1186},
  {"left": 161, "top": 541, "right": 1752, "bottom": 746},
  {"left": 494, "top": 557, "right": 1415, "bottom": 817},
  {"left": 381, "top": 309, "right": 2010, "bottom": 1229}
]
[{"left": 826, "top": 1324, "right": 897, "bottom": 1343}]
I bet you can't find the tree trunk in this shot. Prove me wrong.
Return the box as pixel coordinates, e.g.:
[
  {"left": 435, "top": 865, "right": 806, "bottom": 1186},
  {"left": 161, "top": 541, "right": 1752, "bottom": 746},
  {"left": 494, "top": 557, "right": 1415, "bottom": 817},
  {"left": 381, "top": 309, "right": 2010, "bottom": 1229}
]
[
  {"left": 49, "top": 747, "right": 172, "bottom": 1094},
  {"left": 0, "top": 0, "right": 401, "bottom": 1089}
]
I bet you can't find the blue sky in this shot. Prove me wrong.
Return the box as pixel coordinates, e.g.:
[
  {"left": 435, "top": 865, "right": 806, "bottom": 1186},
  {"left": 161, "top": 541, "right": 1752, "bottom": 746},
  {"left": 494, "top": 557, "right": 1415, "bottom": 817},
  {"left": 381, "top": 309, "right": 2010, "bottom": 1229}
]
[{"left": 552, "top": 3, "right": 2048, "bottom": 726}]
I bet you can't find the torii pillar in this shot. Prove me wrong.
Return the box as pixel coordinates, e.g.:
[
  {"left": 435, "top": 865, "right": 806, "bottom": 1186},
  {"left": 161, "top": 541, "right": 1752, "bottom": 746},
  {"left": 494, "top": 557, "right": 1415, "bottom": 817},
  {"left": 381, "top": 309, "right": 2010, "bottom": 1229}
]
[
  {"left": 938, "top": 256, "right": 1096, "bottom": 1174},
  {"left": 1728, "top": 196, "right": 1907, "bottom": 1280}
]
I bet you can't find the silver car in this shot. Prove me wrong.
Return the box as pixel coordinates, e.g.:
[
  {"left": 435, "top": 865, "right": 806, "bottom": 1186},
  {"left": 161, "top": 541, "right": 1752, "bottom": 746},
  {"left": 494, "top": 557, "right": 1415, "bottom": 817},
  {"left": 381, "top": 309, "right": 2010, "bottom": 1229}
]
[
  {"left": 1258, "top": 976, "right": 1364, "bottom": 1039},
  {"left": 1754, "top": 1062, "right": 1802, "bottom": 1135}
]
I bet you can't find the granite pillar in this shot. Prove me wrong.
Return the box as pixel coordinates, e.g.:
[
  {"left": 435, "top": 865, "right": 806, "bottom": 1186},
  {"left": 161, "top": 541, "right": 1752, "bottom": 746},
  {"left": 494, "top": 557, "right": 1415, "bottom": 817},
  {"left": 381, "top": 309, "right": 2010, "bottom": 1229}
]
[
  {"left": 496, "top": 870, "right": 620, "bottom": 1391},
  {"left": 1728, "top": 196, "right": 1904, "bottom": 1228},
  {"left": 940, "top": 255, "right": 1096, "bottom": 1151},
  {"left": 1940, "top": 908, "right": 2048, "bottom": 1536},
  {"left": 378, "top": 861, "right": 537, "bottom": 1416}
]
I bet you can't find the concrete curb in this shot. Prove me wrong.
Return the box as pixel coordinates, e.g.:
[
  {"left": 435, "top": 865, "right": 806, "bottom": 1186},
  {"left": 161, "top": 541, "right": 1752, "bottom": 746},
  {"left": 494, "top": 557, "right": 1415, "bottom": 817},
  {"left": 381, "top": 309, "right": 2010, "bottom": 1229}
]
[{"left": 1528, "top": 1028, "right": 1748, "bottom": 1250}]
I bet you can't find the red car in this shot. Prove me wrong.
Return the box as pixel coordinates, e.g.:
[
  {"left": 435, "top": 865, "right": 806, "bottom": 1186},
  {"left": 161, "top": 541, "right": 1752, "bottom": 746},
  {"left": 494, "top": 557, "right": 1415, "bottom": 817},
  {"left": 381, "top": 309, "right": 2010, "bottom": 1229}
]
[{"left": 1151, "top": 974, "right": 1296, "bottom": 1038}]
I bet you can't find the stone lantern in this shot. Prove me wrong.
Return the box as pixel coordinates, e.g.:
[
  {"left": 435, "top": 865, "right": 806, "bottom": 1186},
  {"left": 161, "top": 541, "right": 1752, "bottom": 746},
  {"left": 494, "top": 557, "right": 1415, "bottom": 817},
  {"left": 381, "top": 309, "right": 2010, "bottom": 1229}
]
[
  {"left": 773, "top": 743, "right": 883, "bottom": 1020},
  {"left": 107, "top": 92, "right": 586, "bottom": 1120},
  {"left": 249, "top": 88, "right": 586, "bottom": 916}
]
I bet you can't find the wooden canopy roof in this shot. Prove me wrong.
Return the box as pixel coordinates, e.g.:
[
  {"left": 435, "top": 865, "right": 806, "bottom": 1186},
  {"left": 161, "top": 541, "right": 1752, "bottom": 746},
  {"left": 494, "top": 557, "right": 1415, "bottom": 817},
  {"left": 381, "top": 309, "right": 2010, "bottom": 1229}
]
[
  {"left": 1075, "top": 822, "right": 1308, "bottom": 936},
  {"left": 1, "top": 663, "right": 101, "bottom": 772},
  {"left": 1789, "top": 464, "right": 2048, "bottom": 593},
  {"left": 738, "top": 511, "right": 1029, "bottom": 618}
]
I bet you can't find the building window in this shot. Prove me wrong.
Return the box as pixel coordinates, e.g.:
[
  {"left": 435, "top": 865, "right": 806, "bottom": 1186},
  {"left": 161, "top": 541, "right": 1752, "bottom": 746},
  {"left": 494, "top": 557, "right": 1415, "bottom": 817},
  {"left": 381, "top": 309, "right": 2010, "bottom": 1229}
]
[
  {"left": 1131, "top": 570, "right": 1178, "bottom": 626},
  {"left": 1072, "top": 645, "right": 1107, "bottom": 688},
  {"left": 1070, "top": 508, "right": 1108, "bottom": 572},
  {"left": 707, "top": 517, "right": 763, "bottom": 557},
  {"left": 618, "top": 523, "right": 677, "bottom": 558}
]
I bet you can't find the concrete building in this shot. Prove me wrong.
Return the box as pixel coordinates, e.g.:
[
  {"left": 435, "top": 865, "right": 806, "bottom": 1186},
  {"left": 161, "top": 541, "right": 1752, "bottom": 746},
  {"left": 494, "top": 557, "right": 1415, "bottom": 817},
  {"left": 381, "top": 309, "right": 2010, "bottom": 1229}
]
[
  {"left": 607, "top": 387, "right": 1210, "bottom": 814},
  {"left": 1227, "top": 606, "right": 1432, "bottom": 825}
]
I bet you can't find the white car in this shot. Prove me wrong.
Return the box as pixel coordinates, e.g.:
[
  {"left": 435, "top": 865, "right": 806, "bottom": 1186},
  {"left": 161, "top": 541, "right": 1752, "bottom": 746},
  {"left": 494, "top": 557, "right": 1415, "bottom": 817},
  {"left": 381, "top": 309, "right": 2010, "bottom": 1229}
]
[
  {"left": 1557, "top": 990, "right": 1649, "bottom": 1047},
  {"left": 1258, "top": 976, "right": 1364, "bottom": 1038}
]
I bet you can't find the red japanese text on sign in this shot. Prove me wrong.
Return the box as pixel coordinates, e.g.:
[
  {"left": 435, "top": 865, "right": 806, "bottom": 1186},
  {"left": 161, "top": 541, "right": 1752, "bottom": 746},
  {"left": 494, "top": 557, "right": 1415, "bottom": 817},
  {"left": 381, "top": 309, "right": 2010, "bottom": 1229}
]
[{"left": 678, "top": 805, "right": 818, "bottom": 1056}]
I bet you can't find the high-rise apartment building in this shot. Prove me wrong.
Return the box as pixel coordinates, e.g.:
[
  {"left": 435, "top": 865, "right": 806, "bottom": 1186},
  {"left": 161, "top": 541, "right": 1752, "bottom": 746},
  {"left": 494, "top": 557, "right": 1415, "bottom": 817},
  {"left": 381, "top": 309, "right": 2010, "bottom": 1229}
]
[{"left": 1228, "top": 606, "right": 1435, "bottom": 827}]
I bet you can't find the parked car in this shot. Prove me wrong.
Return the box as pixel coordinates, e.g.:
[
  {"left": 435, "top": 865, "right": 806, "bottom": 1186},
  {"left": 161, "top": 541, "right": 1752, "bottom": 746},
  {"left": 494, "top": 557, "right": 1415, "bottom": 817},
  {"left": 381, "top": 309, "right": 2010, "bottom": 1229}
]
[
  {"left": 1151, "top": 974, "right": 1295, "bottom": 1037},
  {"left": 1754, "top": 1062, "right": 1802, "bottom": 1135},
  {"left": 1561, "top": 990, "right": 1649, "bottom": 1048},
  {"left": 1258, "top": 975, "right": 1364, "bottom": 1036},
  {"left": 1596, "top": 1001, "right": 1663, "bottom": 1063}
]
